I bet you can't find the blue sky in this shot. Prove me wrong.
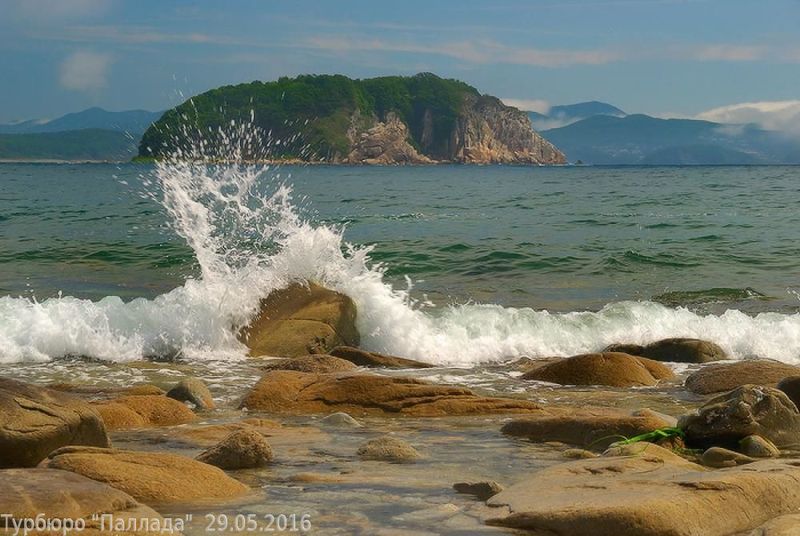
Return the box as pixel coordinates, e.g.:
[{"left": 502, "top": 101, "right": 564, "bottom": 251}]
[{"left": 1, "top": 0, "right": 799, "bottom": 125}]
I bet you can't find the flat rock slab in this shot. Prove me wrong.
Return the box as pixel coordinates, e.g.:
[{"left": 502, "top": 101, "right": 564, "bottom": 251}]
[
  {"left": 487, "top": 447, "right": 800, "bottom": 536},
  {"left": 522, "top": 352, "right": 674, "bottom": 387},
  {"left": 240, "top": 370, "right": 543, "bottom": 417},
  {"left": 501, "top": 408, "right": 674, "bottom": 450},
  {"left": 329, "top": 345, "right": 434, "bottom": 369},
  {"left": 45, "top": 446, "right": 249, "bottom": 504},
  {"left": 685, "top": 360, "right": 800, "bottom": 394},
  {"left": 0, "top": 377, "right": 110, "bottom": 468},
  {"left": 242, "top": 282, "right": 359, "bottom": 357}
]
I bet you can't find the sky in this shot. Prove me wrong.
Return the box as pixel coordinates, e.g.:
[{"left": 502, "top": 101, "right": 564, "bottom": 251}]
[{"left": 1, "top": 0, "right": 799, "bottom": 128}]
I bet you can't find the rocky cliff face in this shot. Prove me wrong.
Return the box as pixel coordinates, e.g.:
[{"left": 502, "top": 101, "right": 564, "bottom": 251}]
[
  {"left": 451, "top": 95, "right": 566, "bottom": 165},
  {"left": 343, "top": 96, "right": 565, "bottom": 165}
]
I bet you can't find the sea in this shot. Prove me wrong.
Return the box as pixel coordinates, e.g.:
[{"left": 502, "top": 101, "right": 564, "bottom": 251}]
[{"left": 1, "top": 162, "right": 800, "bottom": 368}]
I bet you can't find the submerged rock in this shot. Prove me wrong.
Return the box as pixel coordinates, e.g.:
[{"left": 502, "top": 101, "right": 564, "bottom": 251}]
[
  {"left": 679, "top": 385, "right": 800, "bottom": 449},
  {"left": 242, "top": 282, "right": 359, "bottom": 358},
  {"left": 501, "top": 407, "right": 674, "bottom": 450},
  {"left": 0, "top": 377, "right": 109, "bottom": 468},
  {"left": 486, "top": 445, "right": 800, "bottom": 536},
  {"left": 240, "top": 370, "right": 543, "bottom": 417},
  {"left": 45, "top": 446, "right": 249, "bottom": 504},
  {"left": 329, "top": 345, "right": 434, "bottom": 369},
  {"left": 685, "top": 360, "right": 800, "bottom": 394},
  {"left": 92, "top": 394, "right": 197, "bottom": 430},
  {"left": 0, "top": 468, "right": 164, "bottom": 534},
  {"left": 261, "top": 354, "right": 358, "bottom": 374},
  {"left": 357, "top": 436, "right": 420, "bottom": 463},
  {"left": 604, "top": 338, "right": 728, "bottom": 363},
  {"left": 453, "top": 481, "right": 503, "bottom": 501},
  {"left": 320, "top": 412, "right": 363, "bottom": 428},
  {"left": 522, "top": 352, "right": 674, "bottom": 387},
  {"left": 167, "top": 376, "right": 215, "bottom": 410},
  {"left": 701, "top": 447, "right": 756, "bottom": 468},
  {"left": 196, "top": 429, "right": 273, "bottom": 469}
]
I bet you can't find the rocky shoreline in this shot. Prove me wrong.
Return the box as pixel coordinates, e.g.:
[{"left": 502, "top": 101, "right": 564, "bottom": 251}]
[{"left": 3, "top": 283, "right": 800, "bottom": 535}]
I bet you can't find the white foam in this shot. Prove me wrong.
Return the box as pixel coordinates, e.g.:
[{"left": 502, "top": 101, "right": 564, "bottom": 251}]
[{"left": 2, "top": 157, "right": 800, "bottom": 365}]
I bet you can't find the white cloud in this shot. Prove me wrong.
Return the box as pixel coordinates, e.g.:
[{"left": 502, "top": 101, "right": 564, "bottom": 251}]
[
  {"left": 689, "top": 44, "right": 766, "bottom": 62},
  {"left": 696, "top": 100, "right": 800, "bottom": 134},
  {"left": 501, "top": 99, "right": 551, "bottom": 114},
  {"left": 59, "top": 50, "right": 112, "bottom": 91}
]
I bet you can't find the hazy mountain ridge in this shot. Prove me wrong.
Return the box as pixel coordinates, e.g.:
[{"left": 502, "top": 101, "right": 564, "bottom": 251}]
[{"left": 0, "top": 108, "right": 163, "bottom": 135}]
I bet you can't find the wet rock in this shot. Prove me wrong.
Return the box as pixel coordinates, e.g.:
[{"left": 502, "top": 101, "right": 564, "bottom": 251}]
[
  {"left": 0, "top": 468, "right": 165, "bottom": 535},
  {"left": 166, "top": 377, "right": 215, "bottom": 410},
  {"left": 776, "top": 376, "right": 800, "bottom": 410},
  {"left": 679, "top": 385, "right": 800, "bottom": 449},
  {"left": 501, "top": 407, "right": 674, "bottom": 450},
  {"left": 320, "top": 412, "right": 362, "bottom": 427},
  {"left": 486, "top": 446, "right": 800, "bottom": 536},
  {"left": 453, "top": 481, "right": 504, "bottom": 501},
  {"left": 196, "top": 429, "right": 273, "bottom": 469},
  {"left": 562, "top": 448, "right": 599, "bottom": 459},
  {"left": 262, "top": 354, "right": 358, "bottom": 374},
  {"left": 92, "top": 394, "right": 197, "bottom": 430},
  {"left": 0, "top": 377, "right": 109, "bottom": 468},
  {"left": 240, "top": 370, "right": 543, "bottom": 417},
  {"left": 604, "top": 338, "right": 728, "bottom": 363},
  {"left": 701, "top": 447, "right": 756, "bottom": 468},
  {"left": 685, "top": 360, "right": 800, "bottom": 394},
  {"left": 242, "top": 282, "right": 359, "bottom": 357},
  {"left": 329, "top": 345, "right": 434, "bottom": 369},
  {"left": 740, "top": 435, "right": 780, "bottom": 458},
  {"left": 521, "top": 352, "right": 674, "bottom": 387},
  {"left": 357, "top": 436, "right": 420, "bottom": 463},
  {"left": 45, "top": 446, "right": 249, "bottom": 504},
  {"left": 744, "top": 514, "right": 800, "bottom": 535},
  {"left": 172, "top": 418, "right": 282, "bottom": 447},
  {"left": 48, "top": 383, "right": 166, "bottom": 398}
]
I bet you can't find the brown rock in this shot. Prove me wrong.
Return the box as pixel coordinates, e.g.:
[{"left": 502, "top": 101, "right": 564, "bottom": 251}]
[
  {"left": 521, "top": 352, "right": 674, "bottom": 387},
  {"left": 776, "top": 376, "right": 800, "bottom": 410},
  {"left": 0, "top": 468, "right": 165, "bottom": 535},
  {"left": 679, "top": 385, "right": 800, "bottom": 449},
  {"left": 242, "top": 282, "right": 359, "bottom": 358},
  {"left": 171, "top": 419, "right": 282, "bottom": 447},
  {"left": 743, "top": 514, "right": 800, "bottom": 536},
  {"left": 196, "top": 429, "right": 273, "bottom": 469},
  {"left": 240, "top": 370, "right": 543, "bottom": 417},
  {"left": 345, "top": 111, "right": 434, "bottom": 164},
  {"left": 166, "top": 377, "right": 215, "bottom": 410},
  {"left": 45, "top": 446, "right": 249, "bottom": 504},
  {"left": 453, "top": 481, "right": 504, "bottom": 501},
  {"left": 92, "top": 395, "right": 197, "bottom": 430},
  {"left": 685, "top": 360, "right": 800, "bottom": 395},
  {"left": 329, "top": 345, "right": 434, "bottom": 369},
  {"left": 562, "top": 448, "right": 599, "bottom": 459},
  {"left": 0, "top": 377, "right": 109, "bottom": 468},
  {"left": 48, "top": 383, "right": 166, "bottom": 398},
  {"left": 356, "top": 436, "right": 420, "bottom": 462},
  {"left": 701, "top": 447, "right": 756, "bottom": 468},
  {"left": 740, "top": 435, "right": 780, "bottom": 458},
  {"left": 605, "top": 338, "right": 728, "bottom": 363},
  {"left": 261, "top": 354, "right": 358, "bottom": 374},
  {"left": 501, "top": 407, "right": 674, "bottom": 450},
  {"left": 487, "top": 446, "right": 800, "bottom": 536}
]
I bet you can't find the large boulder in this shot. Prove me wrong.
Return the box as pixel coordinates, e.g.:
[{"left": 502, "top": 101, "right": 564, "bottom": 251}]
[
  {"left": 91, "top": 395, "right": 197, "bottom": 430},
  {"left": 196, "top": 429, "right": 273, "bottom": 470},
  {"left": 685, "top": 360, "right": 800, "bottom": 395},
  {"left": 486, "top": 445, "right": 800, "bottom": 536},
  {"left": 501, "top": 408, "right": 674, "bottom": 450},
  {"left": 240, "top": 370, "right": 543, "bottom": 417},
  {"left": 45, "top": 446, "right": 249, "bottom": 504},
  {"left": 261, "top": 354, "right": 358, "bottom": 374},
  {"left": 0, "top": 377, "right": 109, "bottom": 468},
  {"left": 329, "top": 346, "right": 434, "bottom": 369},
  {"left": 605, "top": 338, "right": 728, "bottom": 363},
  {"left": 679, "top": 385, "right": 800, "bottom": 449},
  {"left": 242, "top": 282, "right": 359, "bottom": 357},
  {"left": 776, "top": 376, "right": 800, "bottom": 409},
  {"left": 522, "top": 352, "right": 674, "bottom": 387},
  {"left": 0, "top": 468, "right": 166, "bottom": 535}
]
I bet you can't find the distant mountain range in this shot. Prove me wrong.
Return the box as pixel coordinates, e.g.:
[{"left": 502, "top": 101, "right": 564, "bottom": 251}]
[
  {"left": 0, "top": 108, "right": 163, "bottom": 161},
  {"left": 526, "top": 101, "right": 800, "bottom": 165}
]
